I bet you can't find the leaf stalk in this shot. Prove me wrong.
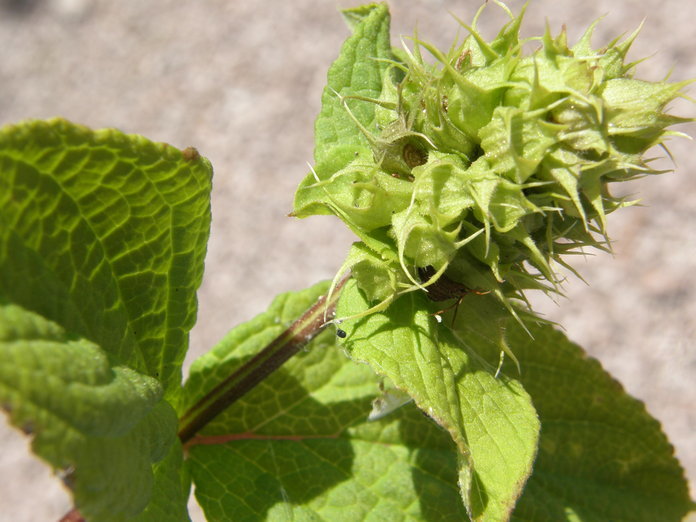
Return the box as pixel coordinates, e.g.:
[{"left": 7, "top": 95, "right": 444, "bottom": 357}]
[{"left": 177, "top": 276, "right": 349, "bottom": 444}]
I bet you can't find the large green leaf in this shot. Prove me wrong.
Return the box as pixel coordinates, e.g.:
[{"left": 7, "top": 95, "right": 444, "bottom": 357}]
[
  {"left": 0, "top": 118, "right": 212, "bottom": 519},
  {"left": 183, "top": 282, "right": 468, "bottom": 520},
  {"left": 0, "top": 119, "right": 212, "bottom": 398},
  {"left": 502, "top": 318, "right": 693, "bottom": 521},
  {"left": 337, "top": 281, "right": 540, "bottom": 521},
  {"left": 439, "top": 293, "right": 691, "bottom": 520},
  {"left": 338, "top": 284, "right": 693, "bottom": 520}
]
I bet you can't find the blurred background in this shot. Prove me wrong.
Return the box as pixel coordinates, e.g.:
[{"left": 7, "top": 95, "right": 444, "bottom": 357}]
[{"left": 1, "top": 0, "right": 694, "bottom": 519}]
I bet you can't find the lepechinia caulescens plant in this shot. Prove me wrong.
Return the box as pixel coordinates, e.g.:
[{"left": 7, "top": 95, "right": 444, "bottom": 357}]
[{"left": 1, "top": 2, "right": 693, "bottom": 520}]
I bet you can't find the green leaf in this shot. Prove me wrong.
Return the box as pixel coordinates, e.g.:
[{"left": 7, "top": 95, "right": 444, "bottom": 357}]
[
  {"left": 502, "top": 319, "right": 694, "bottom": 521},
  {"left": 0, "top": 303, "right": 178, "bottom": 521},
  {"left": 132, "top": 440, "right": 191, "bottom": 522},
  {"left": 439, "top": 295, "right": 692, "bottom": 520},
  {"left": 293, "top": 3, "right": 395, "bottom": 220},
  {"left": 0, "top": 118, "right": 212, "bottom": 399},
  {"left": 183, "top": 282, "right": 468, "bottom": 520},
  {"left": 313, "top": 3, "right": 392, "bottom": 168},
  {"left": 336, "top": 281, "right": 540, "bottom": 521},
  {"left": 0, "top": 118, "right": 211, "bottom": 518}
]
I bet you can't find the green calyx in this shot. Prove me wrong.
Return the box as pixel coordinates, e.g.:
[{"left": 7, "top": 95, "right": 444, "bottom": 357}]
[{"left": 293, "top": 2, "right": 693, "bottom": 317}]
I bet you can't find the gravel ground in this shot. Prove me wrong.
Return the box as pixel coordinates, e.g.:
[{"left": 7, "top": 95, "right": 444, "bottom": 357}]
[{"left": 1, "top": 0, "right": 694, "bottom": 519}]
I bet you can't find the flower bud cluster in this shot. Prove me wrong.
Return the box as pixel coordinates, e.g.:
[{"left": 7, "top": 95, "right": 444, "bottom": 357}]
[{"left": 295, "top": 4, "right": 692, "bottom": 315}]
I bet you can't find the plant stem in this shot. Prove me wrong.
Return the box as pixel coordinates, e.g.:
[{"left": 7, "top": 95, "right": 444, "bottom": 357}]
[{"left": 177, "top": 276, "right": 349, "bottom": 444}]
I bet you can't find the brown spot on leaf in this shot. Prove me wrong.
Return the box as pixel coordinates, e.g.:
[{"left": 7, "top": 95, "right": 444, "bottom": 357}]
[{"left": 182, "top": 146, "right": 200, "bottom": 161}]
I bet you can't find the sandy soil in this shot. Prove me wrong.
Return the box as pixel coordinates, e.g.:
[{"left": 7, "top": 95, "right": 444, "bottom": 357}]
[{"left": 1, "top": 0, "right": 694, "bottom": 519}]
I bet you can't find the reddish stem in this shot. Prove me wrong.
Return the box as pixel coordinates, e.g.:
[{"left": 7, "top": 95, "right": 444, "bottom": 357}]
[{"left": 177, "top": 276, "right": 349, "bottom": 444}]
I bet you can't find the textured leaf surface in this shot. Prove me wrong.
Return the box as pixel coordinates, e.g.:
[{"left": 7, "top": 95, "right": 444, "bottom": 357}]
[
  {"left": 0, "top": 118, "right": 212, "bottom": 398},
  {"left": 293, "top": 3, "right": 394, "bottom": 220},
  {"left": 337, "top": 281, "right": 540, "bottom": 521},
  {"left": 0, "top": 303, "right": 178, "bottom": 521},
  {"left": 502, "top": 318, "right": 694, "bottom": 521},
  {"left": 0, "top": 119, "right": 211, "bottom": 519},
  {"left": 183, "top": 282, "right": 468, "bottom": 521},
  {"left": 132, "top": 440, "right": 191, "bottom": 522},
  {"left": 439, "top": 295, "right": 692, "bottom": 520},
  {"left": 313, "top": 3, "right": 391, "bottom": 168}
]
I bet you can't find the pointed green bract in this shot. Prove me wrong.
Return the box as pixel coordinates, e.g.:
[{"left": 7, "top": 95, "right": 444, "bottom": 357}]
[
  {"left": 337, "top": 281, "right": 540, "bottom": 521},
  {"left": 0, "top": 118, "right": 212, "bottom": 518},
  {"left": 0, "top": 3, "right": 691, "bottom": 520},
  {"left": 183, "top": 282, "right": 468, "bottom": 520}
]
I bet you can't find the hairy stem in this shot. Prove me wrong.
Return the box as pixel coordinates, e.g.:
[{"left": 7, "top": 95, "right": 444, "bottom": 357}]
[{"left": 177, "top": 276, "right": 349, "bottom": 444}]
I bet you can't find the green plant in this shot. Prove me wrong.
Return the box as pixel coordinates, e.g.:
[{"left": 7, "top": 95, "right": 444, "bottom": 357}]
[{"left": 0, "top": 2, "right": 693, "bottom": 521}]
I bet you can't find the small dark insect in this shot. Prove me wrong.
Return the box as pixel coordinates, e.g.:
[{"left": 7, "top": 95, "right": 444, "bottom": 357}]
[
  {"left": 402, "top": 141, "right": 428, "bottom": 169},
  {"left": 417, "top": 266, "right": 488, "bottom": 323},
  {"left": 417, "top": 266, "right": 472, "bottom": 302},
  {"left": 336, "top": 328, "right": 347, "bottom": 338}
]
